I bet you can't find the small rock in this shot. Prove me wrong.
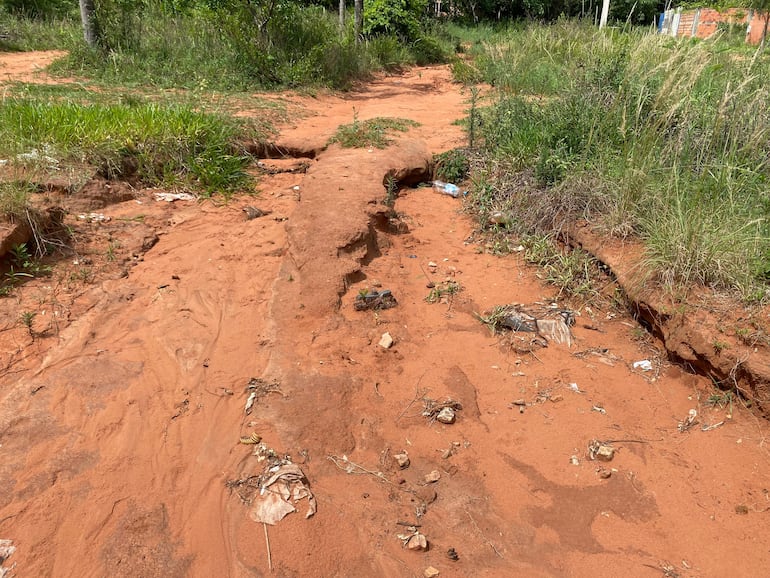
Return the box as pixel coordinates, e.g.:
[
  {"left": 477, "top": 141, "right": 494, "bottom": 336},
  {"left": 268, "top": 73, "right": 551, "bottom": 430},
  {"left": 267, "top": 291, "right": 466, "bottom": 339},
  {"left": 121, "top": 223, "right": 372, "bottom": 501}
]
[
  {"left": 416, "top": 485, "right": 437, "bottom": 504},
  {"left": 570, "top": 455, "right": 580, "bottom": 466},
  {"left": 511, "top": 399, "right": 526, "bottom": 406},
  {"left": 428, "top": 261, "right": 438, "bottom": 269},
  {"left": 424, "top": 470, "right": 441, "bottom": 483},
  {"left": 595, "top": 445, "right": 615, "bottom": 461},
  {"left": 446, "top": 547, "right": 459, "bottom": 561},
  {"left": 379, "top": 332, "right": 394, "bottom": 349},
  {"left": 550, "top": 394, "right": 563, "bottom": 403},
  {"left": 394, "top": 451, "right": 410, "bottom": 469},
  {"left": 424, "top": 566, "right": 440, "bottom": 578},
  {"left": 735, "top": 504, "right": 749, "bottom": 515},
  {"left": 406, "top": 533, "right": 428, "bottom": 551},
  {"left": 436, "top": 407, "right": 456, "bottom": 424},
  {"left": 426, "top": 281, "right": 435, "bottom": 288},
  {"left": 597, "top": 467, "right": 612, "bottom": 479}
]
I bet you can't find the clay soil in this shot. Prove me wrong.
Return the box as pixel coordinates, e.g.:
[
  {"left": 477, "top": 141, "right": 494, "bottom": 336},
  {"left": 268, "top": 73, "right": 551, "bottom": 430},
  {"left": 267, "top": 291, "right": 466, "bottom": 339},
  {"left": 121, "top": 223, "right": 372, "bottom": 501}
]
[{"left": 2, "top": 53, "right": 770, "bottom": 578}]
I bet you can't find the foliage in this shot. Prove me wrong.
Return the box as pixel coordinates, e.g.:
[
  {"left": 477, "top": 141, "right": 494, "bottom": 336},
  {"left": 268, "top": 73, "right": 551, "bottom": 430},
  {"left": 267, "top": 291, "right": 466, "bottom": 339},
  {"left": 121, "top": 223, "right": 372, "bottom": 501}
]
[
  {"left": 0, "top": 98, "right": 257, "bottom": 194},
  {"left": 461, "top": 20, "right": 770, "bottom": 299},
  {"left": 330, "top": 114, "right": 419, "bottom": 148},
  {"left": 433, "top": 148, "right": 470, "bottom": 183}
]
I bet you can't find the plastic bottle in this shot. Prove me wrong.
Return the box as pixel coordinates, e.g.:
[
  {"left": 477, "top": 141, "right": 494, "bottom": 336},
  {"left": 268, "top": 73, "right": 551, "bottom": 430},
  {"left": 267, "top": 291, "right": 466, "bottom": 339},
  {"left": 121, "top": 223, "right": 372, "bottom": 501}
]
[{"left": 432, "top": 181, "right": 464, "bottom": 198}]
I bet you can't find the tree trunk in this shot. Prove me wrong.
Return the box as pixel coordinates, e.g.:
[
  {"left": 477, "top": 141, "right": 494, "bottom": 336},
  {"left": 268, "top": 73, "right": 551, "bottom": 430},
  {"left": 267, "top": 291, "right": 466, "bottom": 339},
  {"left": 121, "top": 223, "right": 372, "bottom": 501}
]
[
  {"left": 354, "top": 0, "right": 363, "bottom": 44},
  {"left": 339, "top": 0, "right": 345, "bottom": 29},
  {"left": 599, "top": 0, "right": 610, "bottom": 28},
  {"left": 79, "top": 0, "right": 100, "bottom": 48},
  {"left": 762, "top": 11, "right": 769, "bottom": 51}
]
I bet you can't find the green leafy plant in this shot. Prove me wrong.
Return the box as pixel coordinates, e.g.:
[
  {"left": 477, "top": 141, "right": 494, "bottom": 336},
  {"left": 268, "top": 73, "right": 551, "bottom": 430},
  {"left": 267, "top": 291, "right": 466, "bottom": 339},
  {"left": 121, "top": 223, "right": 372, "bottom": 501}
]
[{"left": 330, "top": 112, "right": 419, "bottom": 149}]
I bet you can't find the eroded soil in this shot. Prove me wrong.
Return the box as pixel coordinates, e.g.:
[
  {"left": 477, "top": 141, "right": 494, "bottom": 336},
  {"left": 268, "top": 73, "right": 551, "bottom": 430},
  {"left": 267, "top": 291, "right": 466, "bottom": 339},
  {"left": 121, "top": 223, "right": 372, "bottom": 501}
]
[{"left": 2, "top": 55, "right": 770, "bottom": 578}]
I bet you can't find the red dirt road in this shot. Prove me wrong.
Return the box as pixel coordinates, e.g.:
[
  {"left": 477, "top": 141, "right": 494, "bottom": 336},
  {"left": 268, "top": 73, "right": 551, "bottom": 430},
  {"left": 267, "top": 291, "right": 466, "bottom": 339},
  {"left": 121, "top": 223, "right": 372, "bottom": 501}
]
[{"left": 1, "top": 57, "right": 770, "bottom": 577}]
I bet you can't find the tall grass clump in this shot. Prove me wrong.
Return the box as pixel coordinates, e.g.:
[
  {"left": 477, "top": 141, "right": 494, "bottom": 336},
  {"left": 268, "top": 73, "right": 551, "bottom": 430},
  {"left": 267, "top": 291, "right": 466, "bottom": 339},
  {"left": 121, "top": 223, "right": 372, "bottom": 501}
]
[
  {"left": 466, "top": 20, "right": 770, "bottom": 299},
  {"left": 49, "top": 0, "right": 450, "bottom": 90},
  {"left": 0, "top": 99, "right": 258, "bottom": 195}
]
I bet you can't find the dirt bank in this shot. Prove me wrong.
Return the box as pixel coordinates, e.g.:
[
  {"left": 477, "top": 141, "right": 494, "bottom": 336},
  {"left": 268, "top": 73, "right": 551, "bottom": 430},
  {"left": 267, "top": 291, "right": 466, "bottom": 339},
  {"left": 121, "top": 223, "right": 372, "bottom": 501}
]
[{"left": 1, "top": 58, "right": 770, "bottom": 578}]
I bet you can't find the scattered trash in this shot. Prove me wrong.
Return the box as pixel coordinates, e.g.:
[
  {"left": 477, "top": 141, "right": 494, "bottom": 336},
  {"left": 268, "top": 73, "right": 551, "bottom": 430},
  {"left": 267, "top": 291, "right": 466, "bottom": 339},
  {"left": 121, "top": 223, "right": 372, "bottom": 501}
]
[
  {"left": 592, "top": 405, "right": 607, "bottom": 415},
  {"left": 678, "top": 409, "right": 698, "bottom": 433},
  {"left": 424, "top": 566, "right": 440, "bottom": 578},
  {"left": 568, "top": 383, "right": 583, "bottom": 394},
  {"left": 588, "top": 440, "right": 615, "bottom": 461},
  {"left": 249, "top": 460, "right": 317, "bottom": 525},
  {"left": 244, "top": 391, "right": 257, "bottom": 415},
  {"left": 244, "top": 377, "right": 283, "bottom": 415},
  {"left": 424, "top": 470, "right": 441, "bottom": 483},
  {"left": 701, "top": 421, "right": 725, "bottom": 432},
  {"left": 633, "top": 359, "right": 653, "bottom": 371},
  {"left": 432, "top": 180, "right": 466, "bottom": 198},
  {"left": 77, "top": 212, "right": 111, "bottom": 223},
  {"left": 423, "top": 398, "right": 462, "bottom": 425},
  {"left": 570, "top": 455, "right": 580, "bottom": 466},
  {"left": 446, "top": 547, "right": 459, "bottom": 561},
  {"left": 355, "top": 289, "right": 397, "bottom": 311},
  {"left": 394, "top": 451, "right": 411, "bottom": 469},
  {"left": 239, "top": 432, "right": 262, "bottom": 445},
  {"left": 398, "top": 526, "right": 428, "bottom": 550},
  {"left": 0, "top": 539, "right": 15, "bottom": 578},
  {"left": 154, "top": 192, "right": 196, "bottom": 202},
  {"left": 243, "top": 206, "right": 272, "bottom": 220},
  {"left": 0, "top": 159, "right": 7, "bottom": 167},
  {"left": 479, "top": 304, "right": 575, "bottom": 348},
  {"left": 379, "top": 332, "right": 394, "bottom": 349},
  {"left": 16, "top": 147, "right": 59, "bottom": 169}
]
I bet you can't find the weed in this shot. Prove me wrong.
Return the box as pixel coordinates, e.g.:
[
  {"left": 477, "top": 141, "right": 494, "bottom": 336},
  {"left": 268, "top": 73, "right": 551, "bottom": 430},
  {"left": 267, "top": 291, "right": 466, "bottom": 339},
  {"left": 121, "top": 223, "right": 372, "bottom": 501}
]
[
  {"left": 330, "top": 111, "right": 419, "bottom": 149},
  {"left": 433, "top": 148, "right": 470, "bottom": 184},
  {"left": 706, "top": 389, "right": 734, "bottom": 415},
  {"left": 384, "top": 175, "right": 398, "bottom": 208},
  {"left": 426, "top": 280, "right": 462, "bottom": 303},
  {"left": 713, "top": 339, "right": 730, "bottom": 354},
  {"left": 19, "top": 310, "right": 36, "bottom": 337}
]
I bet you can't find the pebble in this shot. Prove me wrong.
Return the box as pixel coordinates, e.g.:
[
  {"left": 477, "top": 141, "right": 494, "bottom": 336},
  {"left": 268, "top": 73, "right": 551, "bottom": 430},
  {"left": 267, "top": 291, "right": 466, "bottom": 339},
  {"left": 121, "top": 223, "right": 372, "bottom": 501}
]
[
  {"left": 406, "top": 533, "right": 428, "bottom": 551},
  {"left": 436, "top": 407, "right": 456, "bottom": 424},
  {"left": 424, "top": 566, "right": 440, "bottom": 578},
  {"left": 394, "top": 451, "right": 410, "bottom": 469},
  {"left": 416, "top": 485, "right": 437, "bottom": 504},
  {"left": 595, "top": 445, "right": 615, "bottom": 461},
  {"left": 379, "top": 332, "right": 394, "bottom": 349},
  {"left": 424, "top": 470, "right": 441, "bottom": 483}
]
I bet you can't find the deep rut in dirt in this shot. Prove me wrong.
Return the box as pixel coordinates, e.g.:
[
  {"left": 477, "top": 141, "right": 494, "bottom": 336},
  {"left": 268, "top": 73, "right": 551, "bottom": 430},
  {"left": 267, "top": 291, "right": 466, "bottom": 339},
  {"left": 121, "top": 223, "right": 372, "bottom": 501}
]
[{"left": 2, "top": 63, "right": 770, "bottom": 578}]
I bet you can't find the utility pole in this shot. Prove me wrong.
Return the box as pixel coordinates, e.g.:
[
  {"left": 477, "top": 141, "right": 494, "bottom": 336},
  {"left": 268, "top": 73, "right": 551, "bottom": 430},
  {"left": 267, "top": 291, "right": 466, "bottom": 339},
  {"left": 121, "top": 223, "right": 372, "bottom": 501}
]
[
  {"left": 599, "top": 0, "right": 610, "bottom": 27},
  {"left": 339, "top": 0, "right": 345, "bottom": 30}
]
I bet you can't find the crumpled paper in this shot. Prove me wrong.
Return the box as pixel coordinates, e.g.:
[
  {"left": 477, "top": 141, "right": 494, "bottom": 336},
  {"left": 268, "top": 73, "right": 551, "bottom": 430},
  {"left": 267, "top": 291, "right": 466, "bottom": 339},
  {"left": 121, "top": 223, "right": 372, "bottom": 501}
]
[{"left": 249, "top": 464, "right": 317, "bottom": 525}]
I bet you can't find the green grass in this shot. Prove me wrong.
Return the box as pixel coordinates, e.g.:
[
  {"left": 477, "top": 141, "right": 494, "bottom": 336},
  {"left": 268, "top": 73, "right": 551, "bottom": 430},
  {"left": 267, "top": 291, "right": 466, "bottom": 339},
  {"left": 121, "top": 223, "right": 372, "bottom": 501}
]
[
  {"left": 330, "top": 115, "right": 420, "bottom": 149},
  {"left": 456, "top": 20, "right": 770, "bottom": 300},
  {"left": 0, "top": 98, "right": 263, "bottom": 195}
]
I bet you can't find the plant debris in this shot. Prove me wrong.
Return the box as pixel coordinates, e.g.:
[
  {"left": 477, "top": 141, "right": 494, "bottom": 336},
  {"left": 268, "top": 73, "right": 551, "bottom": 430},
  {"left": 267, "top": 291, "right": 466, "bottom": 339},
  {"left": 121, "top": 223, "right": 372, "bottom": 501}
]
[
  {"left": 678, "top": 409, "right": 698, "bottom": 433},
  {"left": 422, "top": 398, "right": 463, "bottom": 424},
  {"left": 355, "top": 289, "right": 397, "bottom": 311},
  {"left": 426, "top": 280, "right": 462, "bottom": 304}
]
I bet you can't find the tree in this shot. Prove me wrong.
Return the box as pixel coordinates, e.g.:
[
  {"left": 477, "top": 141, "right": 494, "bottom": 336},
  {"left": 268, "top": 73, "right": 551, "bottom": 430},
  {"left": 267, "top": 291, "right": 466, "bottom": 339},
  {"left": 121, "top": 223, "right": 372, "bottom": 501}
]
[
  {"left": 79, "top": 0, "right": 100, "bottom": 47},
  {"left": 354, "top": 0, "right": 362, "bottom": 43}
]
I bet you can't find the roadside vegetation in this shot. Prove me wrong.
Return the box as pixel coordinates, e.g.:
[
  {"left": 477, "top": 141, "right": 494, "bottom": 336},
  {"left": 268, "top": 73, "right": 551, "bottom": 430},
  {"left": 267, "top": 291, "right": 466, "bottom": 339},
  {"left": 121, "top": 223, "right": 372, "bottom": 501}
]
[{"left": 456, "top": 20, "right": 770, "bottom": 301}]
